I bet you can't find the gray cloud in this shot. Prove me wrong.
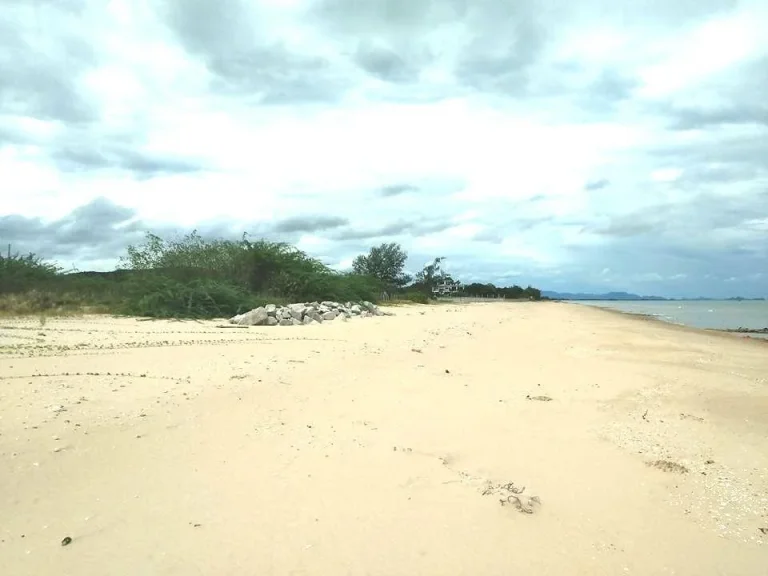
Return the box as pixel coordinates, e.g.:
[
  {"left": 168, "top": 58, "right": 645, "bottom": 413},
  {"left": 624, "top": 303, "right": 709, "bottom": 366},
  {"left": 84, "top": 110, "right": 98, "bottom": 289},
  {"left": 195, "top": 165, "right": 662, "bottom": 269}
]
[
  {"left": 353, "top": 41, "right": 419, "bottom": 84},
  {"left": 649, "top": 132, "right": 768, "bottom": 178},
  {"left": 0, "top": 3, "right": 209, "bottom": 181},
  {"left": 589, "top": 69, "right": 637, "bottom": 102},
  {"left": 331, "top": 218, "right": 453, "bottom": 241},
  {"left": 660, "top": 56, "right": 768, "bottom": 130},
  {"left": 52, "top": 142, "right": 206, "bottom": 176},
  {"left": 272, "top": 215, "right": 349, "bottom": 234},
  {"left": 678, "top": 164, "right": 763, "bottom": 186},
  {"left": 668, "top": 106, "right": 768, "bottom": 130},
  {"left": 562, "top": 237, "right": 767, "bottom": 299},
  {"left": 548, "top": 182, "right": 768, "bottom": 297},
  {"left": 0, "top": 123, "right": 32, "bottom": 147},
  {"left": 671, "top": 106, "right": 768, "bottom": 130},
  {"left": 311, "top": 0, "right": 545, "bottom": 94},
  {"left": 379, "top": 184, "right": 419, "bottom": 197},
  {"left": 1, "top": 198, "right": 268, "bottom": 267},
  {"left": 310, "top": 0, "right": 467, "bottom": 34},
  {"left": 454, "top": 13, "right": 543, "bottom": 95},
  {"left": 470, "top": 212, "right": 556, "bottom": 244},
  {"left": 208, "top": 47, "right": 347, "bottom": 104},
  {"left": 585, "top": 178, "right": 610, "bottom": 191},
  {"left": 590, "top": 189, "right": 768, "bottom": 241},
  {"left": 0, "top": 16, "right": 98, "bottom": 125},
  {"left": 162, "top": 0, "right": 350, "bottom": 103},
  {"left": 577, "top": 69, "right": 639, "bottom": 113},
  {"left": 160, "top": 0, "right": 263, "bottom": 58},
  {"left": 0, "top": 197, "right": 143, "bottom": 265}
]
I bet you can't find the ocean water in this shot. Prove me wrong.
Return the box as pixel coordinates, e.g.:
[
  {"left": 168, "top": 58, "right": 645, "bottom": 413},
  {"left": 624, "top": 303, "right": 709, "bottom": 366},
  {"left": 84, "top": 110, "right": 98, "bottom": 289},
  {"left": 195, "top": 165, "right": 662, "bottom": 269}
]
[{"left": 578, "top": 300, "right": 768, "bottom": 332}]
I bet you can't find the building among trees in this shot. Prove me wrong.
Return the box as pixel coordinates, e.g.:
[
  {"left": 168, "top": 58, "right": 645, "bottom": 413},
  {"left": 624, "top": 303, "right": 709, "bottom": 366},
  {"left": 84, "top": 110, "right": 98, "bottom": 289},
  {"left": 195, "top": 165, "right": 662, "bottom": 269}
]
[{"left": 431, "top": 279, "right": 461, "bottom": 296}]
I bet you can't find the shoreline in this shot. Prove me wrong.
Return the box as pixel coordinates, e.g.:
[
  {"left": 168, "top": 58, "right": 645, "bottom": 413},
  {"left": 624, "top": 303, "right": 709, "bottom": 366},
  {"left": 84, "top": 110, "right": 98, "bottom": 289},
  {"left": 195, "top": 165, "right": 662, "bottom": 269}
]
[{"left": 568, "top": 300, "right": 768, "bottom": 343}]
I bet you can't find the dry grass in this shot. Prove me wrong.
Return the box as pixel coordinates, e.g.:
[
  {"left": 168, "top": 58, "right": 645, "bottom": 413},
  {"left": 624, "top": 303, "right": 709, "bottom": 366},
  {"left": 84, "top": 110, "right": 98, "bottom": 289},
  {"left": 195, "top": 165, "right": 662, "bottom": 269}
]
[
  {"left": 381, "top": 299, "right": 430, "bottom": 307},
  {"left": 0, "top": 292, "right": 106, "bottom": 318}
]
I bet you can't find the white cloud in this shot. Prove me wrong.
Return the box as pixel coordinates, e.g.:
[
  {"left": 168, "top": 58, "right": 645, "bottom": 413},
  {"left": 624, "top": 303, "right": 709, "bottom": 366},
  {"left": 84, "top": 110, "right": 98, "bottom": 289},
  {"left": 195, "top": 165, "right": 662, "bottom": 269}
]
[
  {"left": 638, "top": 7, "right": 767, "bottom": 98},
  {"left": 1, "top": 0, "right": 766, "bottom": 298},
  {"left": 650, "top": 168, "right": 683, "bottom": 183}
]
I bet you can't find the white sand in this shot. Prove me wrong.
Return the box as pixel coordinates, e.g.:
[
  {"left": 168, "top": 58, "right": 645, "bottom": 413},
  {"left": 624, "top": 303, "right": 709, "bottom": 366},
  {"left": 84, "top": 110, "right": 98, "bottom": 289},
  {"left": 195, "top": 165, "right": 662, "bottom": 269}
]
[{"left": 1, "top": 302, "right": 766, "bottom": 574}]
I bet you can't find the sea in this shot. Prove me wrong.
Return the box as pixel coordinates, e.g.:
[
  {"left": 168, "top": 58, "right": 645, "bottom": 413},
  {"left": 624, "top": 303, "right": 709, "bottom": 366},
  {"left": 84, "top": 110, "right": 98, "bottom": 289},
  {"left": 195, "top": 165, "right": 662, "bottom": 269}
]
[{"left": 577, "top": 300, "right": 768, "bottom": 336}]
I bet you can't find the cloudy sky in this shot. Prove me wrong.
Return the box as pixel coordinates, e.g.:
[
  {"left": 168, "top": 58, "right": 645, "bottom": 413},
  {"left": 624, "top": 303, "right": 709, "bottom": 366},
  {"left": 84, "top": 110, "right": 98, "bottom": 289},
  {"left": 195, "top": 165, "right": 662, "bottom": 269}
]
[{"left": 1, "top": 0, "right": 766, "bottom": 298}]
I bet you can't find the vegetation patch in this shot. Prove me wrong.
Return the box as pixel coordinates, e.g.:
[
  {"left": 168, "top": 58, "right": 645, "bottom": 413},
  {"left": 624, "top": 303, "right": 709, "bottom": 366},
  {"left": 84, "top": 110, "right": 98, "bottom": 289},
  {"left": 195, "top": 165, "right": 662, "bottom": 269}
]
[{"left": 1, "top": 232, "right": 542, "bottom": 319}]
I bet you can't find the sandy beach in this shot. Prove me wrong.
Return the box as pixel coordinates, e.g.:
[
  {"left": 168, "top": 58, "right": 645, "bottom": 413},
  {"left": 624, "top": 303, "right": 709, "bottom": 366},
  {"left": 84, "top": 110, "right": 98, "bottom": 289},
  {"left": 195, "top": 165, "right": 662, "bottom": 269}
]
[{"left": 1, "top": 302, "right": 766, "bottom": 575}]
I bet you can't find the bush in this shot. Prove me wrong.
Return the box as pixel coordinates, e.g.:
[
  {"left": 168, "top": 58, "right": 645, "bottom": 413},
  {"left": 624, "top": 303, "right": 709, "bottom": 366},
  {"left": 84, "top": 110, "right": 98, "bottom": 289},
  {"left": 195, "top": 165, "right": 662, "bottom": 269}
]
[
  {"left": 0, "top": 232, "right": 390, "bottom": 318},
  {"left": 399, "top": 291, "right": 430, "bottom": 304},
  {"left": 115, "top": 232, "right": 388, "bottom": 317},
  {"left": 119, "top": 276, "right": 258, "bottom": 319},
  {"left": 0, "top": 251, "right": 61, "bottom": 294}
]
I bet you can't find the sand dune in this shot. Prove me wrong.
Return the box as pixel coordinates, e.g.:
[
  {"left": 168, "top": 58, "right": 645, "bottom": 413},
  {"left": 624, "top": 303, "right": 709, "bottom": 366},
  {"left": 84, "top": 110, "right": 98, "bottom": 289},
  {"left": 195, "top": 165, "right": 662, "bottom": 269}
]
[{"left": 1, "top": 302, "right": 766, "bottom": 575}]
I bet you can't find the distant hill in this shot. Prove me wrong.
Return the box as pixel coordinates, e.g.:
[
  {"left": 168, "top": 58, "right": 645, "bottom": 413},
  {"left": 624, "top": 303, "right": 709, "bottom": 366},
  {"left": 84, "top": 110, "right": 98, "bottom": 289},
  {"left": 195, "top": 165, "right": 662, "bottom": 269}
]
[
  {"left": 543, "top": 291, "right": 765, "bottom": 301},
  {"left": 542, "top": 290, "right": 667, "bottom": 301}
]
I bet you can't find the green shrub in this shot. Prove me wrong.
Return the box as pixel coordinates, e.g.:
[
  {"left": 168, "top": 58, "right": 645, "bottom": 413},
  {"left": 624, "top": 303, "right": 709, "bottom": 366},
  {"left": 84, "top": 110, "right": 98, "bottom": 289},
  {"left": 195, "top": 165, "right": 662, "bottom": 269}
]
[
  {"left": 0, "top": 251, "right": 61, "bottom": 294},
  {"left": 117, "top": 276, "right": 257, "bottom": 319},
  {"left": 399, "top": 291, "right": 430, "bottom": 304}
]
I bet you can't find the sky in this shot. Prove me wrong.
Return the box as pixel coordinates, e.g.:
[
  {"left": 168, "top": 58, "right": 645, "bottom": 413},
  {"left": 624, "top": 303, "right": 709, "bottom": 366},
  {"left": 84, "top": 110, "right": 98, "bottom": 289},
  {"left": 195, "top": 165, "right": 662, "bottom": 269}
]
[{"left": 1, "top": 0, "right": 767, "bottom": 298}]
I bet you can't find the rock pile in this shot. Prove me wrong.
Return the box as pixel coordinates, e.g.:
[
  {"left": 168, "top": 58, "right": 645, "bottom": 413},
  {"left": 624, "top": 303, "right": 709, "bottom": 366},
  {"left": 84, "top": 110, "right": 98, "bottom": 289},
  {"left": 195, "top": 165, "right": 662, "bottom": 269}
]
[{"left": 229, "top": 300, "right": 390, "bottom": 327}]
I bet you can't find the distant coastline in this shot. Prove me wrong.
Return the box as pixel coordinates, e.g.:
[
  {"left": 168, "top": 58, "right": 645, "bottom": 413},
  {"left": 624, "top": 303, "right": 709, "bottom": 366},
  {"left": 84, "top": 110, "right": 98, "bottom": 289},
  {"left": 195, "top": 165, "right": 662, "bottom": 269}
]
[{"left": 542, "top": 290, "right": 765, "bottom": 302}]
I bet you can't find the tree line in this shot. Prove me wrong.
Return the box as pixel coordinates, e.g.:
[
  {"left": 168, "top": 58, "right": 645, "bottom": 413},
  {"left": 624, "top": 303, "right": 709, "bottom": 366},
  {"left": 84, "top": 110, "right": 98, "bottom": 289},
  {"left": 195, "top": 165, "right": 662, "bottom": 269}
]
[
  {"left": 0, "top": 233, "right": 541, "bottom": 318},
  {"left": 351, "top": 242, "right": 541, "bottom": 300}
]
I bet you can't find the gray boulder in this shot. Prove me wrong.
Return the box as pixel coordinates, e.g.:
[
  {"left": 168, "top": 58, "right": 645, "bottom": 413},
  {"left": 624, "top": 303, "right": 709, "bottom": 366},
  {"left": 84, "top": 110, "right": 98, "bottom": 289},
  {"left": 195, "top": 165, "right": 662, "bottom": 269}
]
[
  {"left": 230, "top": 307, "right": 268, "bottom": 326},
  {"left": 309, "top": 311, "right": 323, "bottom": 323},
  {"left": 229, "top": 300, "right": 392, "bottom": 327}
]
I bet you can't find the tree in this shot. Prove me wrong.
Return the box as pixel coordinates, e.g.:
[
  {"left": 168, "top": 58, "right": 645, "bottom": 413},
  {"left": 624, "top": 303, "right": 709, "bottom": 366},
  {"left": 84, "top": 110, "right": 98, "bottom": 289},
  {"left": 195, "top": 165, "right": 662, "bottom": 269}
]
[
  {"left": 414, "top": 256, "right": 445, "bottom": 296},
  {"left": 352, "top": 242, "right": 410, "bottom": 289}
]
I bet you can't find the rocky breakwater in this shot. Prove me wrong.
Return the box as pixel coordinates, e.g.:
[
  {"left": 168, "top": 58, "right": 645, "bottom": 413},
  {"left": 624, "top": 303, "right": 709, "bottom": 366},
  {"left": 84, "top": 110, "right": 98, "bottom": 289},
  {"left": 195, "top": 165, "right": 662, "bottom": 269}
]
[{"left": 229, "top": 300, "right": 391, "bottom": 327}]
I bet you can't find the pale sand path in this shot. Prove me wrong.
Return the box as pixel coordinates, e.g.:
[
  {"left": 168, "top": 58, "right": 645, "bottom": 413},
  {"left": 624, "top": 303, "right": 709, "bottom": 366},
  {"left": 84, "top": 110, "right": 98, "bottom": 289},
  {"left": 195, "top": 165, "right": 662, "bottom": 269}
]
[{"left": 1, "top": 302, "right": 766, "bottom": 575}]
